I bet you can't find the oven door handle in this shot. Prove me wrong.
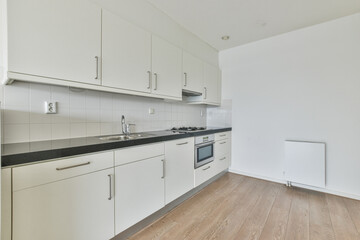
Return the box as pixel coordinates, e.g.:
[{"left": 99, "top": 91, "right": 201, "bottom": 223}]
[{"left": 195, "top": 141, "right": 215, "bottom": 148}]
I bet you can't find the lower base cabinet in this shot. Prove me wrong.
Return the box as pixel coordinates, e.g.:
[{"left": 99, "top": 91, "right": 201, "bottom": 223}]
[
  {"left": 194, "top": 162, "right": 216, "bottom": 187},
  {"left": 164, "top": 138, "right": 194, "bottom": 204},
  {"left": 115, "top": 156, "right": 165, "bottom": 234},
  {"left": 214, "top": 154, "right": 231, "bottom": 173},
  {"left": 6, "top": 132, "right": 231, "bottom": 239},
  {"left": 12, "top": 168, "right": 115, "bottom": 240}
]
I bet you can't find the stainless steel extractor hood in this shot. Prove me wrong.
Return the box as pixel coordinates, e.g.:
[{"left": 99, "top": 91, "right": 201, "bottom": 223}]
[{"left": 182, "top": 89, "right": 202, "bottom": 97}]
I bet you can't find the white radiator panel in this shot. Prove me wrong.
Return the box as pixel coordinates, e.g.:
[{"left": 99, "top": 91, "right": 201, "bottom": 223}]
[{"left": 284, "top": 141, "right": 325, "bottom": 188}]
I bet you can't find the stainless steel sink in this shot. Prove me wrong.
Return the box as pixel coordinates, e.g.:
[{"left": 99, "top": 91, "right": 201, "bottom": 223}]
[{"left": 99, "top": 133, "right": 155, "bottom": 141}]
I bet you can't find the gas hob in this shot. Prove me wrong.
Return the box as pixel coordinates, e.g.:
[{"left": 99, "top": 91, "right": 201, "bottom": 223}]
[{"left": 170, "top": 127, "right": 207, "bottom": 133}]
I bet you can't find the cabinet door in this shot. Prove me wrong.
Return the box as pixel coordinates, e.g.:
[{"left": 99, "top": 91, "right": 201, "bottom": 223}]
[
  {"left": 203, "top": 62, "right": 220, "bottom": 104},
  {"left": 115, "top": 156, "right": 165, "bottom": 234},
  {"left": 8, "top": 0, "right": 101, "bottom": 85},
  {"left": 102, "top": 10, "right": 152, "bottom": 93},
  {"left": 12, "top": 168, "right": 115, "bottom": 240},
  {"left": 165, "top": 138, "right": 194, "bottom": 204},
  {"left": 214, "top": 154, "right": 231, "bottom": 175},
  {"left": 151, "top": 35, "right": 182, "bottom": 99},
  {"left": 194, "top": 162, "right": 216, "bottom": 187},
  {"left": 183, "top": 52, "right": 203, "bottom": 94}
]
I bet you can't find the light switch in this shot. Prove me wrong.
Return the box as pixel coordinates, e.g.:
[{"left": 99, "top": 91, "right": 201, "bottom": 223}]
[{"left": 45, "top": 101, "right": 57, "bottom": 114}]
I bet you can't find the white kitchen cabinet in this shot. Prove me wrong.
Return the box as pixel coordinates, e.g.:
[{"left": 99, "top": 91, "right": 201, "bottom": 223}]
[
  {"left": 194, "top": 132, "right": 232, "bottom": 186},
  {"left": 214, "top": 132, "right": 231, "bottom": 175},
  {"left": 215, "top": 131, "right": 231, "bottom": 141},
  {"left": 164, "top": 138, "right": 194, "bottom": 204},
  {"left": 186, "top": 62, "right": 221, "bottom": 105},
  {"left": 182, "top": 52, "right": 204, "bottom": 94},
  {"left": 215, "top": 138, "right": 231, "bottom": 159},
  {"left": 12, "top": 168, "right": 115, "bottom": 240},
  {"left": 194, "top": 161, "right": 216, "bottom": 187},
  {"left": 13, "top": 151, "right": 114, "bottom": 191},
  {"left": 115, "top": 156, "right": 165, "bottom": 234},
  {"left": 102, "top": 16, "right": 182, "bottom": 100},
  {"left": 7, "top": 0, "right": 102, "bottom": 85},
  {"left": 102, "top": 10, "right": 152, "bottom": 93},
  {"left": 1, "top": 169, "right": 12, "bottom": 240},
  {"left": 214, "top": 154, "right": 231, "bottom": 174},
  {"left": 151, "top": 35, "right": 182, "bottom": 99},
  {"left": 203, "top": 62, "right": 221, "bottom": 104}
]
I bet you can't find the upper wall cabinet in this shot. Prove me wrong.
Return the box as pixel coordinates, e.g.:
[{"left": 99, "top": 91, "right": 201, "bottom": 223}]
[
  {"left": 102, "top": 10, "right": 152, "bottom": 93},
  {"left": 203, "top": 62, "right": 221, "bottom": 104},
  {"left": 186, "top": 62, "right": 221, "bottom": 105},
  {"left": 151, "top": 35, "right": 182, "bottom": 99},
  {"left": 5, "top": 1, "right": 216, "bottom": 104},
  {"left": 7, "top": 0, "right": 102, "bottom": 85},
  {"left": 182, "top": 52, "right": 203, "bottom": 94}
]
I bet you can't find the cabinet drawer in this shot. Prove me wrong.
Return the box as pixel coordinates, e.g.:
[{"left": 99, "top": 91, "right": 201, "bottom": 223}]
[
  {"left": 215, "top": 131, "right": 231, "bottom": 141},
  {"left": 214, "top": 154, "right": 231, "bottom": 174},
  {"left": 115, "top": 143, "right": 164, "bottom": 166},
  {"left": 215, "top": 138, "right": 231, "bottom": 158},
  {"left": 194, "top": 162, "right": 215, "bottom": 187},
  {"left": 13, "top": 151, "right": 114, "bottom": 191}
]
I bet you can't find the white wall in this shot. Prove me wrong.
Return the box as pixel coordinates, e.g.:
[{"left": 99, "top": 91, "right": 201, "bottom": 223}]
[
  {"left": 1, "top": 82, "right": 206, "bottom": 144},
  {"left": 220, "top": 13, "right": 360, "bottom": 198}
]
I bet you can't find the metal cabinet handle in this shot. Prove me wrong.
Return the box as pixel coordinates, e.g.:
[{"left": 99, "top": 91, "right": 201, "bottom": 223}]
[
  {"left": 153, "top": 73, "right": 158, "bottom": 90},
  {"left": 203, "top": 166, "right": 211, "bottom": 171},
  {"left": 147, "top": 71, "right": 151, "bottom": 89},
  {"left": 220, "top": 157, "right": 226, "bottom": 161},
  {"left": 177, "top": 142, "right": 188, "bottom": 145},
  {"left": 108, "top": 174, "right": 112, "bottom": 200},
  {"left": 220, "top": 141, "right": 227, "bottom": 145},
  {"left": 56, "top": 162, "right": 90, "bottom": 171},
  {"left": 219, "top": 134, "right": 226, "bottom": 137},
  {"left": 204, "top": 87, "right": 207, "bottom": 99},
  {"left": 184, "top": 72, "right": 188, "bottom": 87},
  {"left": 161, "top": 159, "right": 165, "bottom": 179},
  {"left": 95, "top": 56, "right": 99, "bottom": 80}
]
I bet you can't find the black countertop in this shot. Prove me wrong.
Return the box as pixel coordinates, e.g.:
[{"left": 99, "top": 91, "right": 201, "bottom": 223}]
[{"left": 1, "top": 127, "right": 231, "bottom": 167}]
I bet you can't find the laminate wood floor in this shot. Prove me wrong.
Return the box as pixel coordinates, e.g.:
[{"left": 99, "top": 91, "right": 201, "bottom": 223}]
[{"left": 129, "top": 173, "right": 360, "bottom": 240}]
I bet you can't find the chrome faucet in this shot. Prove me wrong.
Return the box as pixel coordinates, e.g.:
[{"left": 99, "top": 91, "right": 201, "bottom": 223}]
[{"left": 121, "top": 115, "right": 135, "bottom": 135}]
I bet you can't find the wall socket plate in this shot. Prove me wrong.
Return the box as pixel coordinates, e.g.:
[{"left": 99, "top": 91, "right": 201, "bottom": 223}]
[{"left": 45, "top": 101, "right": 57, "bottom": 114}]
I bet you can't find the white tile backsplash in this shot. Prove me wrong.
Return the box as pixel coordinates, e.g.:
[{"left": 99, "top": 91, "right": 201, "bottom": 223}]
[
  {"left": 70, "top": 123, "right": 86, "bottom": 138},
  {"left": 4, "top": 123, "right": 30, "bottom": 143},
  {"left": 4, "top": 82, "right": 30, "bottom": 106},
  {"left": 4, "top": 106, "right": 30, "bottom": 124},
  {"left": 2, "top": 82, "right": 207, "bottom": 143},
  {"left": 51, "top": 123, "right": 70, "bottom": 139},
  {"left": 207, "top": 99, "right": 232, "bottom": 128},
  {"left": 30, "top": 123, "right": 52, "bottom": 141}
]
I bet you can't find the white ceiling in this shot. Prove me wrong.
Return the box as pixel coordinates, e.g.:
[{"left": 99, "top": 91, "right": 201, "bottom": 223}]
[{"left": 146, "top": 0, "right": 360, "bottom": 50}]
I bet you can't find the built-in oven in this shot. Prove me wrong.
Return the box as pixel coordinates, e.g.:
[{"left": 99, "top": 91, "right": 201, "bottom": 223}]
[{"left": 194, "top": 134, "right": 215, "bottom": 168}]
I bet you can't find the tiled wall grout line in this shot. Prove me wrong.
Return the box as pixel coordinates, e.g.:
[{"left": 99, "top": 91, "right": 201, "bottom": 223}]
[{"left": 2, "top": 82, "right": 209, "bottom": 143}]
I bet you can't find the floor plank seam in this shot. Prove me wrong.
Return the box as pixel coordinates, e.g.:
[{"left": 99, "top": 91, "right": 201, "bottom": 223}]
[
  {"left": 257, "top": 185, "right": 282, "bottom": 239},
  {"left": 127, "top": 174, "right": 360, "bottom": 240},
  {"left": 325, "top": 194, "right": 336, "bottom": 240},
  {"left": 325, "top": 195, "right": 336, "bottom": 240},
  {"left": 342, "top": 197, "right": 360, "bottom": 238}
]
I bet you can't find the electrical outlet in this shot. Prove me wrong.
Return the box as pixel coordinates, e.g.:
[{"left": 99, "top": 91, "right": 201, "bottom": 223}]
[
  {"left": 45, "top": 101, "right": 57, "bottom": 114},
  {"left": 149, "top": 108, "right": 155, "bottom": 114}
]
